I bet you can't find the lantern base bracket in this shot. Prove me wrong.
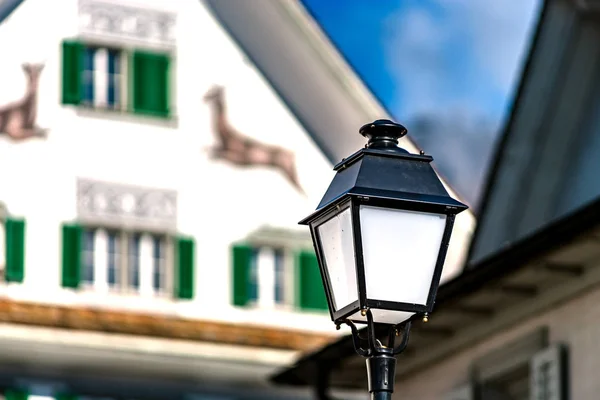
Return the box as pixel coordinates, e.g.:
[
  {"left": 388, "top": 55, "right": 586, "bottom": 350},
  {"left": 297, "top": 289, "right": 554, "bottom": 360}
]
[
  {"left": 336, "top": 309, "right": 412, "bottom": 399},
  {"left": 366, "top": 348, "right": 396, "bottom": 400}
]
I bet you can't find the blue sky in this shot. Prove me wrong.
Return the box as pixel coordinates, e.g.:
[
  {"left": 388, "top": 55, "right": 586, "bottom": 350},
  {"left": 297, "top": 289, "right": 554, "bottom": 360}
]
[{"left": 301, "top": 0, "right": 542, "bottom": 207}]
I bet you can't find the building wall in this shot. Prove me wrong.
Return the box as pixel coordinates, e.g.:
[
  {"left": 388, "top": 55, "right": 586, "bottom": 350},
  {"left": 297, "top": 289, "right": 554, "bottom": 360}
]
[
  {"left": 0, "top": 0, "right": 338, "bottom": 333},
  {"left": 397, "top": 269, "right": 600, "bottom": 399}
]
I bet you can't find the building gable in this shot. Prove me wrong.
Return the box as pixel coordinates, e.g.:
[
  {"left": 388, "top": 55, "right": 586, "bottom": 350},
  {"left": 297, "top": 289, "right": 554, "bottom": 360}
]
[{"left": 0, "top": 0, "right": 341, "bottom": 336}]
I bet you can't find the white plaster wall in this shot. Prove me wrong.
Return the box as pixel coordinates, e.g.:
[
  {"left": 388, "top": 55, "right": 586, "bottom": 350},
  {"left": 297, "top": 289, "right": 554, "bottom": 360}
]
[{"left": 0, "top": 0, "right": 340, "bottom": 334}]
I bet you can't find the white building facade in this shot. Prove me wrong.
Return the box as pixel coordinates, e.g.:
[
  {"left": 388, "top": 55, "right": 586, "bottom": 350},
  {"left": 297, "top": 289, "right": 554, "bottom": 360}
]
[{"left": 0, "top": 0, "right": 347, "bottom": 398}]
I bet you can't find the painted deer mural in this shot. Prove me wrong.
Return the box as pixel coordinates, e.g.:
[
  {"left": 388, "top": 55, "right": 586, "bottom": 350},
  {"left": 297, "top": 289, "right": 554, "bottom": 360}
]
[
  {"left": 204, "top": 85, "right": 304, "bottom": 194},
  {"left": 0, "top": 63, "right": 47, "bottom": 141}
]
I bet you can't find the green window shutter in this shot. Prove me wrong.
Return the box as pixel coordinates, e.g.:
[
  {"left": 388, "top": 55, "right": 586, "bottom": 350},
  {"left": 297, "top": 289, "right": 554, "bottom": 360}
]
[
  {"left": 5, "top": 217, "right": 25, "bottom": 283},
  {"left": 232, "top": 244, "right": 253, "bottom": 307},
  {"left": 175, "top": 236, "right": 195, "bottom": 300},
  {"left": 5, "top": 389, "right": 28, "bottom": 400},
  {"left": 61, "top": 40, "right": 82, "bottom": 105},
  {"left": 61, "top": 223, "right": 82, "bottom": 288},
  {"left": 296, "top": 250, "right": 328, "bottom": 311},
  {"left": 131, "top": 50, "right": 170, "bottom": 117}
]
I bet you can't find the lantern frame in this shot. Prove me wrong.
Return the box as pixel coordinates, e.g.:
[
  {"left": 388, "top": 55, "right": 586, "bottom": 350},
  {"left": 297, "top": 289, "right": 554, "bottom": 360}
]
[
  {"left": 304, "top": 193, "right": 458, "bottom": 325},
  {"left": 299, "top": 119, "right": 468, "bottom": 326}
]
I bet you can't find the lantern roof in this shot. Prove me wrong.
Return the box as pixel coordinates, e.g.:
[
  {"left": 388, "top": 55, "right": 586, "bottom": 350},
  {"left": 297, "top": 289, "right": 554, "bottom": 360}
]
[{"left": 300, "top": 120, "right": 468, "bottom": 225}]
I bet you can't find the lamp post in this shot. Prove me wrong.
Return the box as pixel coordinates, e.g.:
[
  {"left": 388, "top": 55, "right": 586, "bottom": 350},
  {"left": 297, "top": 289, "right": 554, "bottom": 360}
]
[{"left": 299, "top": 120, "right": 468, "bottom": 399}]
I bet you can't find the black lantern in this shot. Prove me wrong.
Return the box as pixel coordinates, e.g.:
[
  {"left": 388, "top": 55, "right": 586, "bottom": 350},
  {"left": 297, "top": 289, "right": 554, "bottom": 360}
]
[{"left": 299, "top": 120, "right": 468, "bottom": 399}]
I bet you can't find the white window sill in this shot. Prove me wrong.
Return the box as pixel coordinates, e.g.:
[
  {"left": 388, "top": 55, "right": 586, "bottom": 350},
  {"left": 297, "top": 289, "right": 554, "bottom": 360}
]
[
  {"left": 240, "top": 302, "right": 324, "bottom": 315},
  {"left": 73, "top": 105, "right": 179, "bottom": 129},
  {"left": 192, "top": 304, "right": 338, "bottom": 335}
]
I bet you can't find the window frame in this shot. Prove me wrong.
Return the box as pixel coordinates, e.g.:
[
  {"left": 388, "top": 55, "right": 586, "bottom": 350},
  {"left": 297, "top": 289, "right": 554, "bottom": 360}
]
[
  {"left": 471, "top": 327, "right": 549, "bottom": 399},
  {"left": 106, "top": 228, "right": 121, "bottom": 291},
  {"left": 76, "top": 223, "right": 174, "bottom": 297},
  {"left": 150, "top": 232, "right": 170, "bottom": 298},
  {"left": 78, "top": 44, "right": 125, "bottom": 110},
  {"left": 81, "top": 226, "right": 96, "bottom": 289},
  {"left": 62, "top": 36, "right": 175, "bottom": 119},
  {"left": 240, "top": 226, "right": 314, "bottom": 311}
]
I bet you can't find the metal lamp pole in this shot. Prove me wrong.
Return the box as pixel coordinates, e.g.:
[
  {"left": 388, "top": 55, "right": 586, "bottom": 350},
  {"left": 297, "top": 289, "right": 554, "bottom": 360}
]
[{"left": 338, "top": 309, "right": 412, "bottom": 400}]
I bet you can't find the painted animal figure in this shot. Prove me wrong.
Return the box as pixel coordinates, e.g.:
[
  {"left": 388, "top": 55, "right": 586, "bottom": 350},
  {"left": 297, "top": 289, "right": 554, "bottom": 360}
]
[
  {"left": 204, "top": 85, "right": 304, "bottom": 194},
  {"left": 0, "top": 63, "right": 47, "bottom": 141}
]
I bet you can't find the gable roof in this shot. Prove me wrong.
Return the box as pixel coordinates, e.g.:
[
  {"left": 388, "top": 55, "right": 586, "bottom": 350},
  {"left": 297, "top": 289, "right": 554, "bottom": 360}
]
[{"left": 466, "top": 0, "right": 600, "bottom": 266}]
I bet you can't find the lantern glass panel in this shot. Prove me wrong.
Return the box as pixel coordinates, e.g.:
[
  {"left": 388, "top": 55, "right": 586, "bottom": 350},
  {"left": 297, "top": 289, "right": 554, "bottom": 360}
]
[
  {"left": 359, "top": 205, "right": 446, "bottom": 305},
  {"left": 316, "top": 206, "right": 358, "bottom": 311},
  {"left": 348, "top": 308, "right": 415, "bottom": 325}
]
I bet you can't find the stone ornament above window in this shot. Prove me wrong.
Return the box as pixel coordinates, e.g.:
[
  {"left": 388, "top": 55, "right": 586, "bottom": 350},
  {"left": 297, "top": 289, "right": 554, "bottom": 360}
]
[
  {"left": 78, "top": 0, "right": 176, "bottom": 47},
  {"left": 245, "top": 225, "right": 312, "bottom": 249},
  {"left": 77, "top": 178, "right": 177, "bottom": 230}
]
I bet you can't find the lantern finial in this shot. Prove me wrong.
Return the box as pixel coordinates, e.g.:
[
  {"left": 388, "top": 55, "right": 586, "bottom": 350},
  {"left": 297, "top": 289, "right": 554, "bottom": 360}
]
[{"left": 359, "top": 119, "right": 408, "bottom": 151}]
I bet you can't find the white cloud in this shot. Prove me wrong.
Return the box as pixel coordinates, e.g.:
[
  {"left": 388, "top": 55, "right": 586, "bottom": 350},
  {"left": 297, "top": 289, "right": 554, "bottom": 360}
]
[
  {"left": 383, "top": 0, "right": 541, "bottom": 117},
  {"left": 451, "top": 0, "right": 542, "bottom": 91},
  {"left": 383, "top": 6, "right": 453, "bottom": 115},
  {"left": 381, "top": 0, "right": 541, "bottom": 207}
]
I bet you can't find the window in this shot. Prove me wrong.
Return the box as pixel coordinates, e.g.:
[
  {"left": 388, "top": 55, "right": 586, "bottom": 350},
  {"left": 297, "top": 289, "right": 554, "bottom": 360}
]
[
  {"left": 128, "top": 233, "right": 141, "bottom": 291},
  {"left": 61, "top": 40, "right": 171, "bottom": 118},
  {"left": 81, "top": 46, "right": 95, "bottom": 106},
  {"left": 231, "top": 244, "right": 327, "bottom": 311},
  {"left": 530, "top": 344, "right": 568, "bottom": 400},
  {"left": 61, "top": 224, "right": 195, "bottom": 300},
  {"left": 79, "top": 46, "right": 123, "bottom": 109},
  {"left": 480, "top": 366, "right": 529, "bottom": 400},
  {"left": 462, "top": 329, "right": 552, "bottom": 400},
  {"left": 152, "top": 234, "right": 167, "bottom": 294},
  {"left": 274, "top": 248, "right": 285, "bottom": 304},
  {"left": 107, "top": 49, "right": 121, "bottom": 108},
  {"left": 82, "top": 228, "right": 95, "bottom": 285},
  {"left": 246, "top": 247, "right": 259, "bottom": 303},
  {"left": 107, "top": 230, "right": 120, "bottom": 288}
]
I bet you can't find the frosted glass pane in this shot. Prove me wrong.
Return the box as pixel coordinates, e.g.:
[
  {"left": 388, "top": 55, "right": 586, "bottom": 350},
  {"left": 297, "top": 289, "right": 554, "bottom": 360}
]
[
  {"left": 348, "top": 308, "right": 414, "bottom": 325},
  {"left": 316, "top": 207, "right": 358, "bottom": 310},
  {"left": 360, "top": 205, "right": 446, "bottom": 306}
]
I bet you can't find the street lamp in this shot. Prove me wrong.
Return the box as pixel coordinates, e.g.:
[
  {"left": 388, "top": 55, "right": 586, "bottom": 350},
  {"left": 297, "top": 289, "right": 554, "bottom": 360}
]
[{"left": 299, "top": 119, "right": 468, "bottom": 399}]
